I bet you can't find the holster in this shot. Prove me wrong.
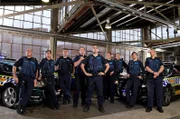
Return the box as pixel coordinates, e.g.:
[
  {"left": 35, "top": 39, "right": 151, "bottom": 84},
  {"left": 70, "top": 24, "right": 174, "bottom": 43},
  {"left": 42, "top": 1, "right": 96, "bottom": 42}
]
[{"left": 91, "top": 72, "right": 99, "bottom": 77}]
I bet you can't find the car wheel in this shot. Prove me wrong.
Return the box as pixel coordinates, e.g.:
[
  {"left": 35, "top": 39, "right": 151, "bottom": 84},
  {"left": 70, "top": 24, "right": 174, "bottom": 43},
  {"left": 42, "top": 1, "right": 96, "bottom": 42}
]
[
  {"left": 2, "top": 86, "right": 17, "bottom": 108},
  {"left": 162, "top": 86, "right": 172, "bottom": 106}
]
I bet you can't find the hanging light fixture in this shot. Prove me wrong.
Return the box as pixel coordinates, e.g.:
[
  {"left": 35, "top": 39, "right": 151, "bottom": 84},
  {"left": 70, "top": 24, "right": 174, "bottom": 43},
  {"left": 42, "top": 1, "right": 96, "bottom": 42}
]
[
  {"left": 105, "top": 18, "right": 111, "bottom": 29},
  {"left": 42, "top": 0, "right": 49, "bottom": 2}
]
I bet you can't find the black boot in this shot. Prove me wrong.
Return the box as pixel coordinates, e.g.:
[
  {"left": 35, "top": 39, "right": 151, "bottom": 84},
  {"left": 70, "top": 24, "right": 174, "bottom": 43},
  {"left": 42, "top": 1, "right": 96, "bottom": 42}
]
[
  {"left": 110, "top": 99, "right": 114, "bottom": 104},
  {"left": 99, "top": 105, "right": 105, "bottom": 113},
  {"left": 15, "top": 104, "right": 26, "bottom": 114},
  {"left": 63, "top": 100, "right": 67, "bottom": 105},
  {"left": 146, "top": 107, "right": 152, "bottom": 113},
  {"left": 73, "top": 104, "right": 78, "bottom": 108},
  {"left": 126, "top": 104, "right": 133, "bottom": 109},
  {"left": 83, "top": 105, "right": 90, "bottom": 112},
  {"left": 157, "top": 107, "right": 164, "bottom": 113}
]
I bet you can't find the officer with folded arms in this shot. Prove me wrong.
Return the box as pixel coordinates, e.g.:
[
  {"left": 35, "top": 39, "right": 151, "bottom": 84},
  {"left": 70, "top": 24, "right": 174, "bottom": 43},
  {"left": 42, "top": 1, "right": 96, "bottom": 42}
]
[{"left": 73, "top": 46, "right": 87, "bottom": 108}]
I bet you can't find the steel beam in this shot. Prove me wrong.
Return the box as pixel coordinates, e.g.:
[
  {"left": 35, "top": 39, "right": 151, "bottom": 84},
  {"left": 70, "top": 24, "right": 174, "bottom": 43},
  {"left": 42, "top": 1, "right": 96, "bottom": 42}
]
[
  {"left": 149, "top": 6, "right": 170, "bottom": 22},
  {"left": 0, "top": 1, "right": 83, "bottom": 18},
  {"left": 126, "top": 6, "right": 174, "bottom": 27},
  {"left": 115, "top": 0, "right": 174, "bottom": 27},
  {"left": 96, "top": 0, "right": 179, "bottom": 29},
  {"left": 90, "top": 4, "right": 109, "bottom": 41},
  {"left": 115, "top": 0, "right": 179, "bottom": 7}
]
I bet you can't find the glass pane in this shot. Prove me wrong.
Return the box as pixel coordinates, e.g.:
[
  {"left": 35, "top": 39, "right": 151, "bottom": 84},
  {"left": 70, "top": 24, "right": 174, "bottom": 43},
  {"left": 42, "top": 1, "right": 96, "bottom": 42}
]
[
  {"left": 0, "top": 18, "right": 3, "bottom": 25},
  {"left": 3, "top": 18, "right": 13, "bottom": 26},
  {"left": 13, "top": 20, "right": 23, "bottom": 28},
  {"left": 4, "top": 6, "right": 14, "bottom": 11},
  {"left": 72, "top": 43, "right": 79, "bottom": 50},
  {"left": 34, "top": 11, "right": 42, "bottom": 16},
  {"left": 57, "top": 41, "right": 64, "bottom": 48},
  {"left": 12, "top": 44, "right": 21, "bottom": 53},
  {"left": 25, "top": 6, "right": 33, "bottom": 10},
  {"left": 33, "top": 23, "right": 41, "bottom": 30},
  {"left": 2, "top": 43, "right": 11, "bottom": 57},
  {"left": 15, "top": 6, "right": 24, "bottom": 12},
  {"left": 12, "top": 53, "right": 22, "bottom": 59},
  {"left": 34, "top": 15, "right": 41, "bottom": 23},
  {"left": 24, "top": 14, "right": 33, "bottom": 22},
  {"left": 24, "top": 22, "right": 32, "bottom": 29},
  {"left": 41, "top": 39, "right": 50, "bottom": 46},
  {"left": 13, "top": 35, "right": 22, "bottom": 44},
  {"left": 0, "top": 9, "right": 4, "bottom": 16},
  {"left": 43, "top": 10, "right": 51, "bottom": 17},
  {"left": 14, "top": 15, "right": 23, "bottom": 20},
  {"left": 2, "top": 34, "right": 12, "bottom": 43},
  {"left": 42, "top": 17, "right": 50, "bottom": 25},
  {"left": 4, "top": 10, "right": 13, "bottom": 15},
  {"left": 23, "top": 37, "right": 32, "bottom": 44},
  {"left": 42, "top": 25, "right": 50, "bottom": 32},
  {"left": 32, "top": 38, "right": 41, "bottom": 45},
  {"left": 65, "top": 42, "right": 72, "bottom": 49}
]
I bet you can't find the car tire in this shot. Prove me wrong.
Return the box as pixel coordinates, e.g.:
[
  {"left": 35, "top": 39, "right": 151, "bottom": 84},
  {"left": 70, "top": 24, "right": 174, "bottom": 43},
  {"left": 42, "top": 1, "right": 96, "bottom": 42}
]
[
  {"left": 2, "top": 86, "right": 17, "bottom": 108},
  {"left": 162, "top": 86, "right": 172, "bottom": 106}
]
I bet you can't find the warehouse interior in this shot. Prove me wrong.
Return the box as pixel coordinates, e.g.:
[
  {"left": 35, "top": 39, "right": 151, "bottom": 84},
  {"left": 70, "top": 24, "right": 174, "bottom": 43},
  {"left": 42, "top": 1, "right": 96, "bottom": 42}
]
[
  {"left": 0, "top": 0, "right": 179, "bottom": 64},
  {"left": 0, "top": 0, "right": 180, "bottom": 119}
]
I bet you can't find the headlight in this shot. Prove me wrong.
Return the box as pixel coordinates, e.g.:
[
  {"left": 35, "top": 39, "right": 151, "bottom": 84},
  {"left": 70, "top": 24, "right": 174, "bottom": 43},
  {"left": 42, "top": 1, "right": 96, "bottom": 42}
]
[
  {"left": 115, "top": 81, "right": 118, "bottom": 85},
  {"left": 141, "top": 84, "right": 146, "bottom": 88}
]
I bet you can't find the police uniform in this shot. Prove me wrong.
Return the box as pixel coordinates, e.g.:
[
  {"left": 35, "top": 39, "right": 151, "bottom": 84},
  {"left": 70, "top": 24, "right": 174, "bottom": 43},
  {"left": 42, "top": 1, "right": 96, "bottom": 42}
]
[
  {"left": 73, "top": 55, "right": 87, "bottom": 107},
  {"left": 114, "top": 58, "right": 127, "bottom": 95},
  {"left": 82, "top": 54, "right": 107, "bottom": 111},
  {"left": 125, "top": 60, "right": 144, "bottom": 107},
  {"left": 39, "top": 58, "right": 59, "bottom": 109},
  {"left": 103, "top": 59, "right": 116, "bottom": 103},
  {"left": 145, "top": 57, "right": 164, "bottom": 110},
  {"left": 14, "top": 56, "right": 38, "bottom": 111},
  {"left": 114, "top": 58, "right": 128, "bottom": 79},
  {"left": 55, "top": 56, "right": 73, "bottom": 104}
]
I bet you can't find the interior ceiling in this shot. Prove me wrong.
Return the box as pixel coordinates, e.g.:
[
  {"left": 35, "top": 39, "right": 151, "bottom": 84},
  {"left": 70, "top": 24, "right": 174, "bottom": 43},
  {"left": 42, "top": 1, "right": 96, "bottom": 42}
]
[{"left": 58, "top": 0, "right": 180, "bottom": 34}]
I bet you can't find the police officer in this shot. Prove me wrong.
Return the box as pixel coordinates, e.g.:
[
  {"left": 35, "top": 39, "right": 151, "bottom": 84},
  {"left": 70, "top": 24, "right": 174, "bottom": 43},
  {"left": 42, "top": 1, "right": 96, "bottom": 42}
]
[
  {"left": 13, "top": 49, "right": 38, "bottom": 114},
  {"left": 103, "top": 52, "right": 116, "bottom": 103},
  {"left": 73, "top": 46, "right": 87, "bottom": 108},
  {"left": 125, "top": 52, "right": 144, "bottom": 108},
  {"left": 55, "top": 49, "right": 74, "bottom": 104},
  {"left": 114, "top": 53, "right": 128, "bottom": 80},
  {"left": 81, "top": 45, "right": 110, "bottom": 113},
  {"left": 145, "top": 49, "right": 164, "bottom": 113},
  {"left": 39, "top": 50, "right": 59, "bottom": 110}
]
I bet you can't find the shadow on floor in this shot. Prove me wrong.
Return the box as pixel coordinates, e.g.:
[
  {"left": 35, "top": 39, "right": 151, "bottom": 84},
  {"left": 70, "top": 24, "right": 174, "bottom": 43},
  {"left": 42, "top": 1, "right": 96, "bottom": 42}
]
[{"left": 22, "top": 97, "right": 144, "bottom": 119}]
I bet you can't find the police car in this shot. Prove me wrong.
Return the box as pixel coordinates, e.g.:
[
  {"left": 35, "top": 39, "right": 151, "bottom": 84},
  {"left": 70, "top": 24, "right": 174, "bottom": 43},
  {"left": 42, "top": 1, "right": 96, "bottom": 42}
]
[
  {"left": 116, "top": 63, "right": 180, "bottom": 106},
  {"left": 0, "top": 56, "right": 61, "bottom": 108}
]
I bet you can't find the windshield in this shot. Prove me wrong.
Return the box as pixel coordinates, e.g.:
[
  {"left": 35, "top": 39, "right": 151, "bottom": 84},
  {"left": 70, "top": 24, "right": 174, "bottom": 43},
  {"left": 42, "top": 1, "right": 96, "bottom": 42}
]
[{"left": 163, "top": 65, "right": 173, "bottom": 76}]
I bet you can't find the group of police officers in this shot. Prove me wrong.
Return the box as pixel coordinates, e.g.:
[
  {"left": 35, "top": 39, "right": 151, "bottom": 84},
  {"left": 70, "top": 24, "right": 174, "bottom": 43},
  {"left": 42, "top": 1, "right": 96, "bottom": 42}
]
[{"left": 12, "top": 45, "right": 164, "bottom": 115}]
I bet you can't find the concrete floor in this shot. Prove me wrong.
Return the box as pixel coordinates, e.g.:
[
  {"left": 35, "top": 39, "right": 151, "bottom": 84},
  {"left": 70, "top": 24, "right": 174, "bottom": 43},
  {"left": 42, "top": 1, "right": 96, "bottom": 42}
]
[{"left": 0, "top": 98, "right": 180, "bottom": 119}]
